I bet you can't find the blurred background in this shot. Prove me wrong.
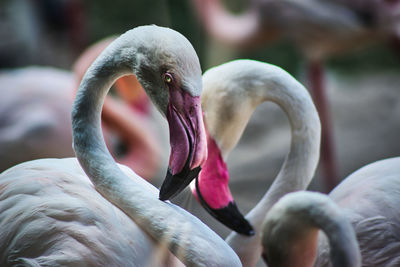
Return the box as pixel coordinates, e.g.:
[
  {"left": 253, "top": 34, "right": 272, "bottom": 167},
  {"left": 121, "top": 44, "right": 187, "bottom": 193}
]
[{"left": 1, "top": 0, "right": 400, "bottom": 255}]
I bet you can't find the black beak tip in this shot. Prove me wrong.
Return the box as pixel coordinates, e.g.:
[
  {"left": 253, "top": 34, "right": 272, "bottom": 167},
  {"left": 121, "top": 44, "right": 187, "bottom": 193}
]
[
  {"left": 199, "top": 198, "right": 255, "bottom": 236},
  {"left": 159, "top": 169, "right": 175, "bottom": 201},
  {"left": 215, "top": 203, "right": 255, "bottom": 236},
  {"left": 225, "top": 207, "right": 255, "bottom": 236},
  {"left": 194, "top": 178, "right": 255, "bottom": 236},
  {"left": 238, "top": 220, "right": 255, "bottom": 236},
  {"left": 158, "top": 192, "right": 169, "bottom": 201},
  {"left": 159, "top": 167, "right": 202, "bottom": 201}
]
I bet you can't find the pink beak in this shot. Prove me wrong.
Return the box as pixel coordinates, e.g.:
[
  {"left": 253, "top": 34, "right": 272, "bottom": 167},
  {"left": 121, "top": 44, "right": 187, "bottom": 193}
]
[{"left": 159, "top": 89, "right": 207, "bottom": 200}]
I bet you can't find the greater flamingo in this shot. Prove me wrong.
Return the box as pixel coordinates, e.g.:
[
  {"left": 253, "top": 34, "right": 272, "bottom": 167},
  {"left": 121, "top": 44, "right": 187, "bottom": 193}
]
[
  {"left": 0, "top": 38, "right": 160, "bottom": 180},
  {"left": 0, "top": 67, "right": 75, "bottom": 169},
  {"left": 191, "top": 0, "right": 400, "bottom": 191},
  {"left": 261, "top": 191, "right": 361, "bottom": 267},
  {"left": 190, "top": 59, "right": 321, "bottom": 265},
  {"left": 193, "top": 60, "right": 400, "bottom": 266},
  {"left": 0, "top": 25, "right": 241, "bottom": 266}
]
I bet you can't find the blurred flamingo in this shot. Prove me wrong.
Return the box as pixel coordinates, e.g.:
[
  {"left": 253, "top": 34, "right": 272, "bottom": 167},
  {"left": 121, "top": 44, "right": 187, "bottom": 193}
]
[
  {"left": 261, "top": 191, "right": 361, "bottom": 267},
  {"left": 261, "top": 159, "right": 400, "bottom": 266},
  {"left": 314, "top": 157, "right": 400, "bottom": 266},
  {"left": 0, "top": 37, "right": 160, "bottom": 180},
  {"left": 192, "top": 0, "right": 400, "bottom": 190}
]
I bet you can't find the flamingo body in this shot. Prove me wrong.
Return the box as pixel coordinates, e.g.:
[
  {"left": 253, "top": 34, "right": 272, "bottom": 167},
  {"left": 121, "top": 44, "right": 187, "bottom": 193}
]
[
  {"left": 192, "top": 0, "right": 400, "bottom": 191},
  {"left": 261, "top": 157, "right": 400, "bottom": 266},
  {"left": 253, "top": 0, "right": 374, "bottom": 58},
  {"left": 0, "top": 67, "right": 74, "bottom": 172},
  {"left": 316, "top": 157, "right": 400, "bottom": 266},
  {"left": 0, "top": 158, "right": 159, "bottom": 266}
]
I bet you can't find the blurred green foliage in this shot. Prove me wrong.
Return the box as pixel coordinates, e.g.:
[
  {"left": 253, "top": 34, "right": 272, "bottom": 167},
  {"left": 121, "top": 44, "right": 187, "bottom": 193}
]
[
  {"left": 327, "top": 43, "right": 400, "bottom": 74},
  {"left": 84, "top": 0, "right": 205, "bottom": 61},
  {"left": 1, "top": 0, "right": 399, "bottom": 74},
  {"left": 86, "top": 0, "right": 399, "bottom": 77}
]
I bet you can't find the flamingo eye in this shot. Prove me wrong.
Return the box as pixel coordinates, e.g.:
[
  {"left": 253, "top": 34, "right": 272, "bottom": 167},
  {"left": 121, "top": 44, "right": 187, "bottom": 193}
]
[{"left": 164, "top": 73, "right": 173, "bottom": 84}]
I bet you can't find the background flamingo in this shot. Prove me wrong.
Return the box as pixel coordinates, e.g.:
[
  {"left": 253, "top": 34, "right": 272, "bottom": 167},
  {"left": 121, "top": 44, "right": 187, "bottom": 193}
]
[
  {"left": 314, "top": 157, "right": 400, "bottom": 266},
  {"left": 262, "top": 157, "right": 400, "bottom": 266},
  {"left": 0, "top": 25, "right": 242, "bottom": 267},
  {"left": 191, "top": 0, "right": 400, "bottom": 191},
  {"left": 0, "top": 37, "right": 161, "bottom": 180},
  {"left": 261, "top": 191, "right": 361, "bottom": 267}
]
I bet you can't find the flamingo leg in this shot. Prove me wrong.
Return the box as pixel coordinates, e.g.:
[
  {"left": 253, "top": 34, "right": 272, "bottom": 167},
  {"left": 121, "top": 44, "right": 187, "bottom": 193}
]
[{"left": 308, "top": 60, "right": 339, "bottom": 192}]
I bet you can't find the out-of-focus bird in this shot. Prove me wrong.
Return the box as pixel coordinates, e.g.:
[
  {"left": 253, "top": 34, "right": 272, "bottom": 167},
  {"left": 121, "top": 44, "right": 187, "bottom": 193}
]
[
  {"left": 0, "top": 37, "right": 160, "bottom": 180},
  {"left": 261, "top": 191, "right": 361, "bottom": 267},
  {"left": 0, "top": 67, "right": 75, "bottom": 169},
  {"left": 190, "top": 59, "right": 321, "bottom": 266},
  {"left": 192, "top": 0, "right": 400, "bottom": 191},
  {"left": 0, "top": 25, "right": 242, "bottom": 267},
  {"left": 262, "top": 158, "right": 400, "bottom": 267},
  {"left": 314, "top": 157, "right": 400, "bottom": 266}
]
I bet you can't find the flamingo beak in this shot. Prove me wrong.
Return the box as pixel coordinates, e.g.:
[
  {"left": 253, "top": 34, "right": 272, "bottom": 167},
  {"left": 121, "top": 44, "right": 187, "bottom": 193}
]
[
  {"left": 159, "top": 90, "right": 207, "bottom": 200},
  {"left": 189, "top": 133, "right": 254, "bottom": 235},
  {"left": 194, "top": 177, "right": 255, "bottom": 236}
]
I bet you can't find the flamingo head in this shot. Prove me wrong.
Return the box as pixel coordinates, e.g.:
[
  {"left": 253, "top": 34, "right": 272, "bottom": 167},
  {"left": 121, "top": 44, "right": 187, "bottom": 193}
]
[
  {"left": 128, "top": 26, "right": 207, "bottom": 200},
  {"left": 159, "top": 81, "right": 208, "bottom": 200}
]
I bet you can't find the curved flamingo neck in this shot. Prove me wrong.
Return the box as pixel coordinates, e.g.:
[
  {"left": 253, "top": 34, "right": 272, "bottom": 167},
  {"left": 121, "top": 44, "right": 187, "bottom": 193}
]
[
  {"left": 249, "top": 79, "right": 321, "bottom": 228},
  {"left": 72, "top": 40, "right": 131, "bottom": 186},
  {"left": 231, "top": 74, "right": 320, "bottom": 266},
  {"left": 100, "top": 96, "right": 160, "bottom": 178},
  {"left": 72, "top": 36, "right": 157, "bottom": 179},
  {"left": 201, "top": 60, "right": 320, "bottom": 266},
  {"left": 205, "top": 61, "right": 321, "bottom": 227},
  {"left": 72, "top": 27, "right": 241, "bottom": 267}
]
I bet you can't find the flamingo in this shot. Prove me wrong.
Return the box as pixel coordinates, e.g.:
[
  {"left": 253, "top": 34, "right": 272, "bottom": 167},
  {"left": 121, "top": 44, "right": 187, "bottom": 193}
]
[
  {"left": 0, "top": 38, "right": 160, "bottom": 180},
  {"left": 261, "top": 158, "right": 400, "bottom": 267},
  {"left": 261, "top": 191, "right": 361, "bottom": 267},
  {"left": 191, "top": 0, "right": 400, "bottom": 191},
  {"left": 0, "top": 67, "right": 75, "bottom": 169},
  {"left": 190, "top": 59, "right": 321, "bottom": 265},
  {"left": 192, "top": 60, "right": 400, "bottom": 266},
  {"left": 0, "top": 25, "right": 243, "bottom": 266}
]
